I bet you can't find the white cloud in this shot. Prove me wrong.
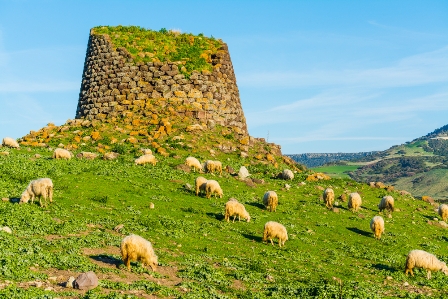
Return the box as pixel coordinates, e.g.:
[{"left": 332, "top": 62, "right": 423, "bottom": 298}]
[{"left": 238, "top": 46, "right": 448, "bottom": 89}]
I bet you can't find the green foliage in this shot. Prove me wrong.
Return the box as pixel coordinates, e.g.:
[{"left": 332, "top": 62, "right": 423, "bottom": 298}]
[
  {"left": 92, "top": 25, "right": 222, "bottom": 77},
  {"left": 0, "top": 146, "right": 447, "bottom": 297}
]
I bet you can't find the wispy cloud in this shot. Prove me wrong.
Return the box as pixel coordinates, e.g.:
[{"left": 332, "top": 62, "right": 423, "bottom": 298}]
[{"left": 238, "top": 46, "right": 448, "bottom": 89}]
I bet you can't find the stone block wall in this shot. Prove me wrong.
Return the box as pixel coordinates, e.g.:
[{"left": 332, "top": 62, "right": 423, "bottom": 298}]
[{"left": 76, "top": 32, "right": 248, "bottom": 136}]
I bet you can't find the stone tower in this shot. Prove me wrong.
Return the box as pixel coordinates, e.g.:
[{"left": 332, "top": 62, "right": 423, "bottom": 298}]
[{"left": 76, "top": 29, "right": 248, "bottom": 137}]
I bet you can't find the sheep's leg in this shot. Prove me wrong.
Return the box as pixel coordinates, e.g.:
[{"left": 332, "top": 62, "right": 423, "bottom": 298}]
[
  {"left": 270, "top": 238, "right": 274, "bottom": 246},
  {"left": 125, "top": 257, "right": 131, "bottom": 270},
  {"left": 427, "top": 270, "right": 431, "bottom": 279}
]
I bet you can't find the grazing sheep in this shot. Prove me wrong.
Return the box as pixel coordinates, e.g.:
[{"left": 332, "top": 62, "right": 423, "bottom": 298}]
[
  {"left": 438, "top": 204, "right": 448, "bottom": 222},
  {"left": 224, "top": 201, "right": 250, "bottom": 222},
  {"left": 135, "top": 154, "right": 157, "bottom": 166},
  {"left": 281, "top": 169, "right": 294, "bottom": 180},
  {"left": 20, "top": 178, "right": 53, "bottom": 207},
  {"left": 195, "top": 176, "right": 208, "bottom": 196},
  {"left": 370, "top": 216, "right": 385, "bottom": 239},
  {"left": 204, "top": 160, "right": 222, "bottom": 175},
  {"left": 52, "top": 148, "right": 72, "bottom": 160},
  {"left": 263, "top": 221, "right": 288, "bottom": 247},
  {"left": 214, "top": 161, "right": 223, "bottom": 175},
  {"left": 120, "top": 234, "right": 158, "bottom": 271},
  {"left": 2, "top": 137, "right": 19, "bottom": 148},
  {"left": 140, "top": 148, "right": 152, "bottom": 155},
  {"left": 263, "top": 191, "right": 278, "bottom": 212},
  {"left": 348, "top": 192, "right": 362, "bottom": 212},
  {"left": 205, "top": 180, "right": 223, "bottom": 199},
  {"left": 185, "top": 157, "right": 202, "bottom": 172},
  {"left": 103, "top": 152, "right": 119, "bottom": 160},
  {"left": 76, "top": 151, "right": 98, "bottom": 160},
  {"left": 378, "top": 195, "right": 395, "bottom": 213},
  {"left": 405, "top": 250, "right": 448, "bottom": 279},
  {"left": 323, "top": 188, "right": 335, "bottom": 208}
]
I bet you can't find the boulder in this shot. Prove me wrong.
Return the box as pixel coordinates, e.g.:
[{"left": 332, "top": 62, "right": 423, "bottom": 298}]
[{"left": 73, "top": 271, "right": 98, "bottom": 290}]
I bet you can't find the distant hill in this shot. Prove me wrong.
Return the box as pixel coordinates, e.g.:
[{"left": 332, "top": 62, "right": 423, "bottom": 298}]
[
  {"left": 347, "top": 124, "right": 448, "bottom": 201},
  {"left": 287, "top": 152, "right": 379, "bottom": 168}
]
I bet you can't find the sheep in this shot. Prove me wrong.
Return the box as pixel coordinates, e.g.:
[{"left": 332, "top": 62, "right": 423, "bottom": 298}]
[
  {"left": 2, "top": 137, "right": 19, "bottom": 148},
  {"left": 120, "top": 234, "right": 158, "bottom": 271},
  {"left": 213, "top": 161, "right": 223, "bottom": 175},
  {"left": 205, "top": 180, "right": 223, "bottom": 199},
  {"left": 195, "top": 176, "right": 208, "bottom": 196},
  {"left": 370, "top": 216, "right": 385, "bottom": 239},
  {"left": 281, "top": 169, "right": 294, "bottom": 180},
  {"left": 405, "top": 250, "right": 448, "bottom": 279},
  {"left": 323, "top": 188, "right": 335, "bottom": 208},
  {"left": 438, "top": 204, "right": 448, "bottom": 222},
  {"left": 204, "top": 160, "right": 222, "bottom": 175},
  {"left": 263, "top": 221, "right": 288, "bottom": 247},
  {"left": 378, "top": 195, "right": 394, "bottom": 213},
  {"left": 52, "top": 148, "right": 72, "bottom": 160},
  {"left": 135, "top": 154, "right": 157, "bottom": 166},
  {"left": 185, "top": 157, "right": 202, "bottom": 172},
  {"left": 20, "top": 178, "right": 53, "bottom": 207},
  {"left": 224, "top": 200, "right": 250, "bottom": 222},
  {"left": 263, "top": 191, "right": 278, "bottom": 212},
  {"left": 348, "top": 192, "right": 362, "bottom": 212}
]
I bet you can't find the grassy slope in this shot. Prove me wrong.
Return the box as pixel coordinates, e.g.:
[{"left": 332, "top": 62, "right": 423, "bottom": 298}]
[
  {"left": 0, "top": 147, "right": 447, "bottom": 298},
  {"left": 311, "top": 165, "right": 360, "bottom": 179},
  {"left": 393, "top": 169, "right": 448, "bottom": 202}
]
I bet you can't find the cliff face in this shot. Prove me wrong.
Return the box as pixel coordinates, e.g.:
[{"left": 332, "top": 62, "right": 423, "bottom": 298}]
[{"left": 76, "top": 29, "right": 248, "bottom": 138}]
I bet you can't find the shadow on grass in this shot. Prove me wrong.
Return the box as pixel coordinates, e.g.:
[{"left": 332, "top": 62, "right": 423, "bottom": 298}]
[
  {"left": 372, "top": 263, "right": 397, "bottom": 272},
  {"left": 206, "top": 212, "right": 224, "bottom": 221},
  {"left": 247, "top": 202, "right": 265, "bottom": 209},
  {"left": 347, "top": 227, "right": 371, "bottom": 237},
  {"left": 242, "top": 233, "right": 263, "bottom": 243},
  {"left": 90, "top": 254, "right": 122, "bottom": 267}
]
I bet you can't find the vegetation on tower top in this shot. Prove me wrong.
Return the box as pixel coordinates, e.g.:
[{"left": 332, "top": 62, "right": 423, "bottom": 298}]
[{"left": 92, "top": 26, "right": 223, "bottom": 77}]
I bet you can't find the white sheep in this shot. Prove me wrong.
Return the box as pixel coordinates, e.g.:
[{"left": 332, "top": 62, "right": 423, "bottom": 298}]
[
  {"left": 378, "top": 195, "right": 394, "bottom": 213},
  {"left": 205, "top": 180, "right": 223, "bottom": 199},
  {"left": 2, "top": 137, "right": 20, "bottom": 148},
  {"left": 52, "top": 148, "right": 72, "bottom": 160},
  {"left": 185, "top": 157, "right": 202, "bottom": 172},
  {"left": 140, "top": 148, "right": 152, "bottom": 155},
  {"left": 135, "top": 154, "right": 157, "bottom": 166},
  {"left": 438, "top": 204, "right": 448, "bottom": 222},
  {"left": 323, "top": 188, "right": 335, "bottom": 208},
  {"left": 281, "top": 169, "right": 294, "bottom": 180},
  {"left": 405, "top": 250, "right": 448, "bottom": 279},
  {"left": 195, "top": 176, "right": 208, "bottom": 196},
  {"left": 204, "top": 160, "right": 222, "bottom": 175},
  {"left": 20, "top": 178, "right": 54, "bottom": 207},
  {"left": 103, "top": 152, "right": 119, "bottom": 160},
  {"left": 263, "top": 221, "right": 288, "bottom": 247},
  {"left": 263, "top": 191, "right": 278, "bottom": 212},
  {"left": 370, "top": 216, "right": 385, "bottom": 240},
  {"left": 120, "top": 234, "right": 158, "bottom": 271},
  {"left": 348, "top": 192, "right": 362, "bottom": 212},
  {"left": 224, "top": 200, "right": 250, "bottom": 222}
]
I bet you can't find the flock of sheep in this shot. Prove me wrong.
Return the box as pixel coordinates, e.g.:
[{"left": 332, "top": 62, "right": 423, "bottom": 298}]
[{"left": 2, "top": 136, "right": 448, "bottom": 280}]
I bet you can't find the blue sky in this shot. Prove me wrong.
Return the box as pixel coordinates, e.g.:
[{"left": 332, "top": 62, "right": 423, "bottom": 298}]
[{"left": 0, "top": 0, "right": 447, "bottom": 154}]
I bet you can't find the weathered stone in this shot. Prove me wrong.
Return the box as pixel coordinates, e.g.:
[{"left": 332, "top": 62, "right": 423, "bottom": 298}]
[
  {"left": 73, "top": 271, "right": 98, "bottom": 290},
  {"left": 238, "top": 166, "right": 250, "bottom": 179}
]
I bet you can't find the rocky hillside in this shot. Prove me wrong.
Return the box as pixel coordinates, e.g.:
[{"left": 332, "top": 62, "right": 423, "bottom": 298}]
[{"left": 348, "top": 124, "right": 448, "bottom": 201}]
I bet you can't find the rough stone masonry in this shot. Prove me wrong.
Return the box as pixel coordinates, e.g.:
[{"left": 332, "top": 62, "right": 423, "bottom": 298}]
[{"left": 76, "top": 30, "right": 248, "bottom": 137}]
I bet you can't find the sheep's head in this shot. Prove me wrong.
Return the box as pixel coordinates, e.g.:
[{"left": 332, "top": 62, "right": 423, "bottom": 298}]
[
  {"left": 441, "top": 263, "right": 448, "bottom": 275},
  {"left": 145, "top": 255, "right": 158, "bottom": 272},
  {"left": 246, "top": 214, "right": 251, "bottom": 222},
  {"left": 19, "top": 192, "right": 30, "bottom": 204}
]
